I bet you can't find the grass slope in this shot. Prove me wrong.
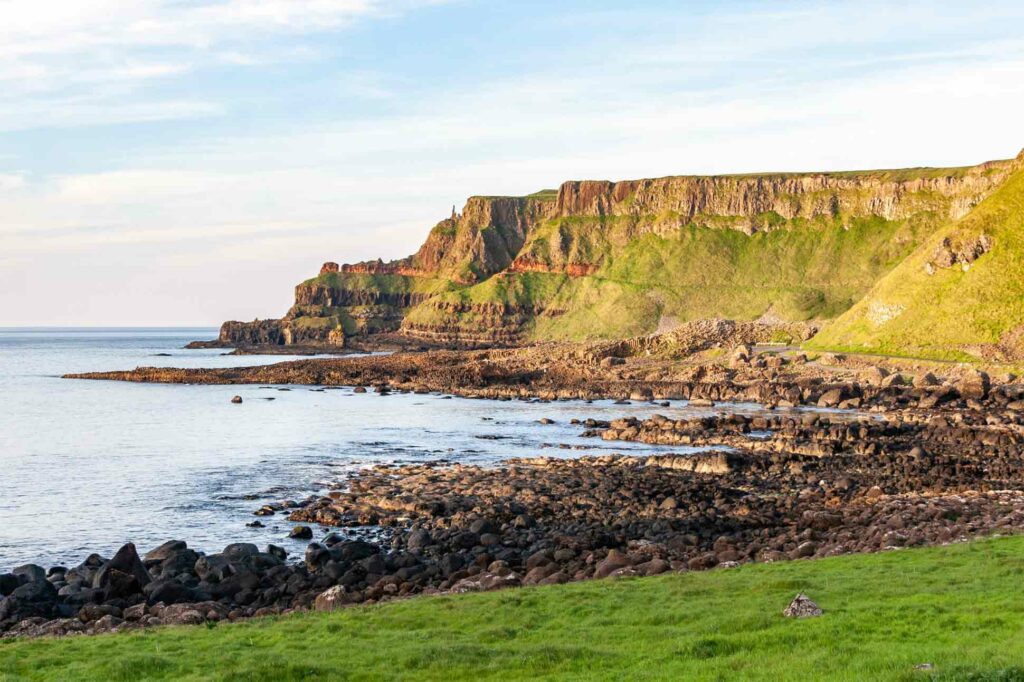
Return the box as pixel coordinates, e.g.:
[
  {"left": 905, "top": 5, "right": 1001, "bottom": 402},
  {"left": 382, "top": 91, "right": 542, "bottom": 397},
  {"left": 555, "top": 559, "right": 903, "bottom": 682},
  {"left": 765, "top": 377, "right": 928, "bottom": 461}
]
[
  {"left": 5, "top": 538, "right": 1024, "bottom": 681},
  {"left": 412, "top": 213, "right": 939, "bottom": 342},
  {"left": 809, "top": 161, "right": 1024, "bottom": 361}
]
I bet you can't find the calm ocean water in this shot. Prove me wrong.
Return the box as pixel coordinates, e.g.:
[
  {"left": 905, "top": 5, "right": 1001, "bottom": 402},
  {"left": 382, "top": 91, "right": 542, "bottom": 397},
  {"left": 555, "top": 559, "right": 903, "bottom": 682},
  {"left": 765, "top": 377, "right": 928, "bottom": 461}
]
[{"left": 0, "top": 328, "right": 804, "bottom": 571}]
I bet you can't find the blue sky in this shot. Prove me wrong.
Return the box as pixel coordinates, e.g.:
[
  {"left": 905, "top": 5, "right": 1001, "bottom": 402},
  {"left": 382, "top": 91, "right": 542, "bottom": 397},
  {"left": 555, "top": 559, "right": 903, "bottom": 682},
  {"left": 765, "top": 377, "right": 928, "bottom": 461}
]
[{"left": 3, "top": 0, "right": 1024, "bottom": 325}]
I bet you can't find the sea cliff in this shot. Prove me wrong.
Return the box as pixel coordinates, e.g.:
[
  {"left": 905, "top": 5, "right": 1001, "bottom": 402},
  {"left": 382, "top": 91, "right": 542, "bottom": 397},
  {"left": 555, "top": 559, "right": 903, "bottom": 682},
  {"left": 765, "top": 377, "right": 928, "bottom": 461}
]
[{"left": 213, "top": 150, "right": 1023, "bottom": 358}]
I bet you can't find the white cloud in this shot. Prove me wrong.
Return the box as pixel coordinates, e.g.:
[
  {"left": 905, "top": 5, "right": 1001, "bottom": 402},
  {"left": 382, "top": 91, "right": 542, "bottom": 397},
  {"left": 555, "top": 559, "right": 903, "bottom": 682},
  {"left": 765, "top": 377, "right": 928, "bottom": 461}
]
[
  {"left": 0, "top": 172, "right": 26, "bottom": 191},
  {"left": 0, "top": 0, "right": 448, "bottom": 130}
]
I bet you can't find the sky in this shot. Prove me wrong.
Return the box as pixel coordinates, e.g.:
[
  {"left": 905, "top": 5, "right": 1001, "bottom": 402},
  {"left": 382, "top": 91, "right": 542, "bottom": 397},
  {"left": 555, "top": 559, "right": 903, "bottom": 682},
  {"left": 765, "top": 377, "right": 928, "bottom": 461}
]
[{"left": 2, "top": 0, "right": 1024, "bottom": 326}]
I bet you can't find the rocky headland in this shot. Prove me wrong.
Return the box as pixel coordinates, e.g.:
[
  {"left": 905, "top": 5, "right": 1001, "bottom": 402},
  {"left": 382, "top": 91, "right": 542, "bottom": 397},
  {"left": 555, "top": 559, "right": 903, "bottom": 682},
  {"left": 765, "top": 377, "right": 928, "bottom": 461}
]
[{"left": 201, "top": 149, "right": 1024, "bottom": 361}]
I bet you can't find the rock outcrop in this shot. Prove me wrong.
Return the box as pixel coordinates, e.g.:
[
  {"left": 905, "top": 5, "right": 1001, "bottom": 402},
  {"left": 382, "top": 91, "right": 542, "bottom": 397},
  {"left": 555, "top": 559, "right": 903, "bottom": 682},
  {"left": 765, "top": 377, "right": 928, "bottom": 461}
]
[{"left": 208, "top": 150, "right": 1023, "bottom": 351}]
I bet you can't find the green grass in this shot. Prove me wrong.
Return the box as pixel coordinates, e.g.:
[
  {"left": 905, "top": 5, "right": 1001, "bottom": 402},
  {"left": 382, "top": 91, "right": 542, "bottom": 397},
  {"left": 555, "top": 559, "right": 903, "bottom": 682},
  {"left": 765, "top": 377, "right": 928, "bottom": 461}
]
[
  {"left": 809, "top": 162, "right": 1024, "bottom": 360},
  {"left": 6, "top": 537, "right": 1024, "bottom": 681},
  {"left": 525, "top": 189, "right": 559, "bottom": 201},
  {"left": 407, "top": 211, "right": 939, "bottom": 342}
]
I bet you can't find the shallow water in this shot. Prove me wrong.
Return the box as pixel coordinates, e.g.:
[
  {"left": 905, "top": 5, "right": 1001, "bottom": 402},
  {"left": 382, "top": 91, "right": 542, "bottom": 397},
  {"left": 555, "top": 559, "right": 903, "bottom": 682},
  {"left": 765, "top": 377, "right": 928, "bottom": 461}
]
[{"left": 1, "top": 328, "right": 828, "bottom": 570}]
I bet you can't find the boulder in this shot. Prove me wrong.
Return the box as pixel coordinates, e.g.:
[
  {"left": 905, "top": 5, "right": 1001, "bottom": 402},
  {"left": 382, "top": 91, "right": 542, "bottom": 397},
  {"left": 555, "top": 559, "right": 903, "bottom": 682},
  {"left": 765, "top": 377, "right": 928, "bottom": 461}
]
[
  {"left": 865, "top": 367, "right": 889, "bottom": 385},
  {"left": 194, "top": 555, "right": 235, "bottom": 583},
  {"left": 144, "top": 540, "right": 188, "bottom": 563},
  {"left": 817, "top": 388, "right": 845, "bottom": 408},
  {"left": 330, "top": 540, "right": 378, "bottom": 563},
  {"left": 289, "top": 525, "right": 313, "bottom": 540},
  {"left": 783, "top": 593, "right": 823, "bottom": 618},
  {"left": 93, "top": 543, "right": 151, "bottom": 597},
  {"left": 222, "top": 543, "right": 260, "bottom": 560},
  {"left": 0, "top": 574, "right": 19, "bottom": 597},
  {"left": 156, "top": 548, "right": 201, "bottom": 578},
  {"left": 881, "top": 373, "right": 905, "bottom": 388},
  {"left": 0, "top": 580, "right": 59, "bottom": 623},
  {"left": 11, "top": 565, "right": 47, "bottom": 584},
  {"left": 406, "top": 529, "right": 433, "bottom": 550},
  {"left": 145, "top": 579, "right": 201, "bottom": 606},
  {"left": 450, "top": 571, "right": 521, "bottom": 593},
  {"left": 594, "top": 550, "right": 631, "bottom": 579},
  {"left": 957, "top": 370, "right": 991, "bottom": 400},
  {"left": 314, "top": 585, "right": 349, "bottom": 611}
]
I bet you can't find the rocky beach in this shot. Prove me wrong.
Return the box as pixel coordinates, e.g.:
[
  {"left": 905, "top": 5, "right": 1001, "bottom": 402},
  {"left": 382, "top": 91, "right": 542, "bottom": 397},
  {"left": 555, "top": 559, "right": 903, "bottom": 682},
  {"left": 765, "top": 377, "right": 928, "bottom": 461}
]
[{"left": 6, "top": 324, "right": 1024, "bottom": 640}]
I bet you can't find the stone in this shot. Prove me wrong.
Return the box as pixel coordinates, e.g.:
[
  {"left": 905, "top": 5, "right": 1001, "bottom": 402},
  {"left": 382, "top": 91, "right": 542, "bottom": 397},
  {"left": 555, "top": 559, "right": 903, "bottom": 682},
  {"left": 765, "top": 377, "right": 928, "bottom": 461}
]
[
  {"left": 817, "top": 388, "right": 845, "bottom": 408},
  {"left": 288, "top": 525, "right": 313, "bottom": 540},
  {"left": 314, "top": 585, "right": 348, "bottom": 611},
  {"left": 957, "top": 370, "right": 991, "bottom": 400},
  {"left": 594, "top": 550, "right": 631, "bottom": 579},
  {"left": 0, "top": 574, "right": 19, "bottom": 597},
  {"left": 783, "top": 593, "right": 822, "bottom": 618},
  {"left": 406, "top": 529, "right": 432, "bottom": 550},
  {"left": 450, "top": 571, "right": 521, "bottom": 593},
  {"left": 144, "top": 540, "right": 188, "bottom": 563},
  {"left": 231, "top": 395, "right": 243, "bottom": 404},
  {"left": 222, "top": 543, "right": 260, "bottom": 560},
  {"left": 12, "top": 565, "right": 47, "bottom": 584},
  {"left": 93, "top": 543, "right": 151, "bottom": 596},
  {"left": 791, "top": 541, "right": 818, "bottom": 559},
  {"left": 124, "top": 603, "right": 147, "bottom": 621},
  {"left": 145, "top": 579, "right": 200, "bottom": 605},
  {"left": 0, "top": 580, "right": 59, "bottom": 622},
  {"left": 881, "top": 373, "right": 905, "bottom": 388}
]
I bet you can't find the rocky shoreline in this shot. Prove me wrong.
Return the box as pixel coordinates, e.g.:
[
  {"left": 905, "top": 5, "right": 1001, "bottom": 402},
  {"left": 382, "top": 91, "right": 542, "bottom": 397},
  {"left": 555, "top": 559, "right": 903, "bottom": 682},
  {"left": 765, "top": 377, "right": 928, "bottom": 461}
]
[
  {"left": 6, "top": 437, "right": 1024, "bottom": 639},
  {"left": 7, "top": 335, "right": 1022, "bottom": 640}
]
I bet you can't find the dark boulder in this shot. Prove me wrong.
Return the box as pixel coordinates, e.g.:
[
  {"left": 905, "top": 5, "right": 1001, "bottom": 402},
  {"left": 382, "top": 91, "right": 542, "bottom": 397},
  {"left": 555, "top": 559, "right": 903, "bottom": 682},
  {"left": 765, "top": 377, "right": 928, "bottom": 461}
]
[
  {"left": 194, "top": 555, "right": 235, "bottom": 583},
  {"left": 406, "top": 529, "right": 432, "bottom": 550},
  {"left": 145, "top": 579, "right": 201, "bottom": 606},
  {"left": 12, "top": 564, "right": 47, "bottom": 584},
  {"left": 329, "top": 540, "right": 378, "bottom": 564},
  {"left": 93, "top": 543, "right": 152, "bottom": 593},
  {"left": 0, "top": 580, "right": 59, "bottom": 623},
  {"left": 157, "top": 549, "right": 201, "bottom": 578},
  {"left": 0, "top": 574, "right": 20, "bottom": 597},
  {"left": 305, "top": 543, "right": 331, "bottom": 571},
  {"left": 222, "top": 543, "right": 260, "bottom": 560},
  {"left": 289, "top": 525, "right": 313, "bottom": 540}
]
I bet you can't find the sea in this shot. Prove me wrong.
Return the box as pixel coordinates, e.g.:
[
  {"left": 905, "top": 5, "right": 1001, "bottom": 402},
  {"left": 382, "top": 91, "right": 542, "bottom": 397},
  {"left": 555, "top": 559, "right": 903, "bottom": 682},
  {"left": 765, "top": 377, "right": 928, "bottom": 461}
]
[{"left": 0, "top": 327, "right": 816, "bottom": 571}]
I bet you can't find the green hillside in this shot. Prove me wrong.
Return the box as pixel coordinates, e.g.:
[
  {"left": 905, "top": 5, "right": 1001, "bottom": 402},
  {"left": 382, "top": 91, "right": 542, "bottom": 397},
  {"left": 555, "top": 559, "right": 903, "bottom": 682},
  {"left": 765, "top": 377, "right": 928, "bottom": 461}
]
[
  {"left": 809, "top": 157, "right": 1024, "bottom": 361},
  {"left": 407, "top": 212, "right": 941, "bottom": 342}
]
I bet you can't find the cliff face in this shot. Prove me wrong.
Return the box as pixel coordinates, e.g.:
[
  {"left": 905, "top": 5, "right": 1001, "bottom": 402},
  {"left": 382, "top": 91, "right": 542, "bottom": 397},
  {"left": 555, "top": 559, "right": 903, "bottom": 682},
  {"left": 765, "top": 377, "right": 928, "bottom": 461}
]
[
  {"left": 216, "top": 150, "right": 1022, "bottom": 350},
  {"left": 553, "top": 168, "right": 1007, "bottom": 224}
]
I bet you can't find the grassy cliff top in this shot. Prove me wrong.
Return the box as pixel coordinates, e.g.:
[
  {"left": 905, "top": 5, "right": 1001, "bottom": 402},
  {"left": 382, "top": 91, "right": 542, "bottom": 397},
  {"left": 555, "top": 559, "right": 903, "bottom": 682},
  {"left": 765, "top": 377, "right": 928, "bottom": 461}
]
[{"left": 460, "top": 155, "right": 1017, "bottom": 203}]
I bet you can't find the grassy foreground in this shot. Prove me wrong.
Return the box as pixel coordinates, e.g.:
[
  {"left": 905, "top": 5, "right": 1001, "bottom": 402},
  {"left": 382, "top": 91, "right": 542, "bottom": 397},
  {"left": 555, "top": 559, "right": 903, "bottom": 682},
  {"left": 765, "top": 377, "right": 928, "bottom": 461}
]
[{"left": 4, "top": 538, "right": 1024, "bottom": 681}]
